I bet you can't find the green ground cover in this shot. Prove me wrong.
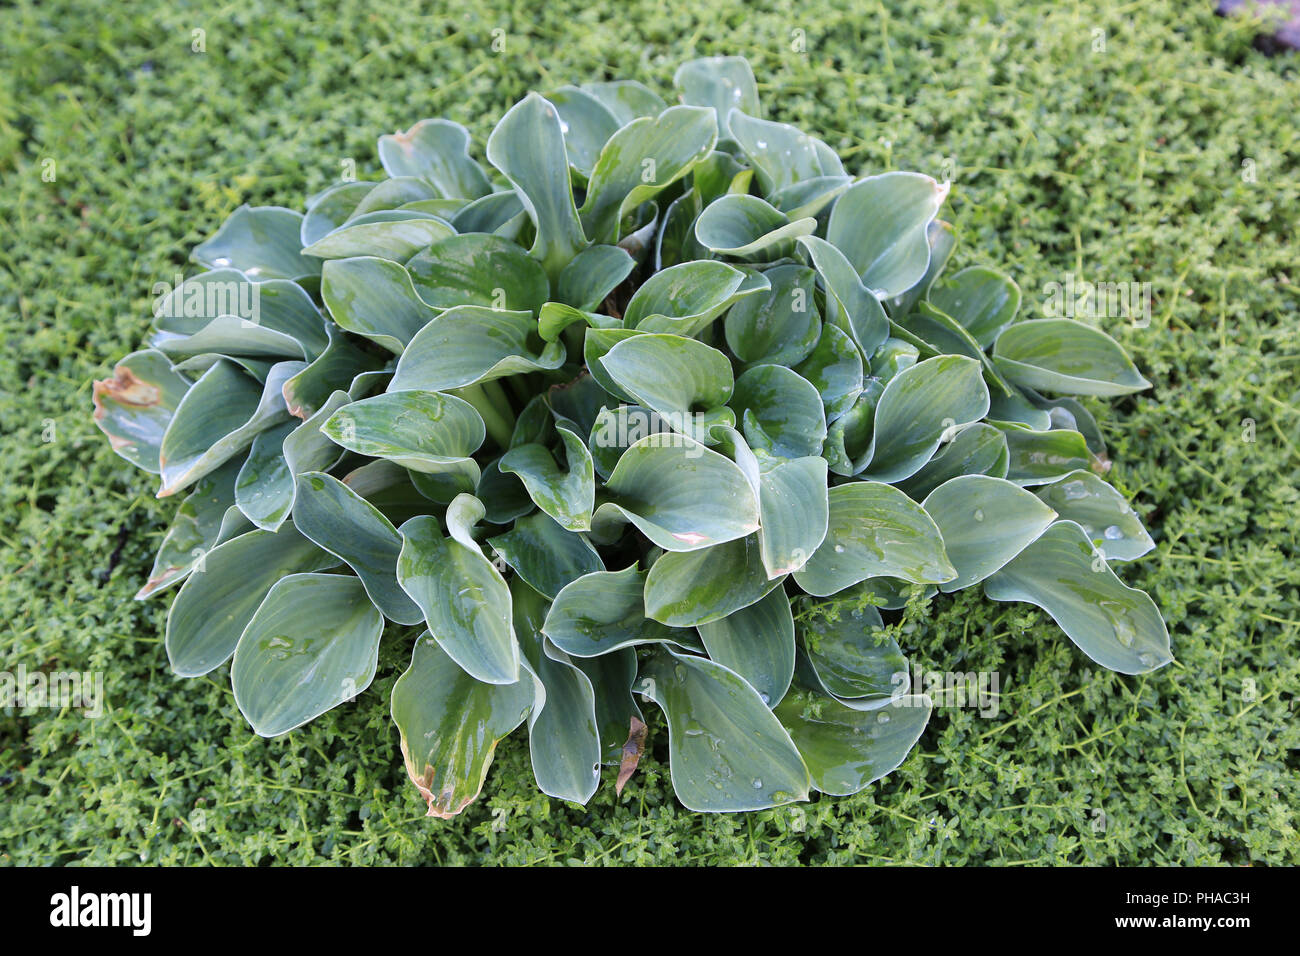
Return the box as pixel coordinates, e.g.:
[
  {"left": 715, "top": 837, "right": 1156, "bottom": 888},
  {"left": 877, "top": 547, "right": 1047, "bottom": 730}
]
[{"left": 0, "top": 0, "right": 1296, "bottom": 865}]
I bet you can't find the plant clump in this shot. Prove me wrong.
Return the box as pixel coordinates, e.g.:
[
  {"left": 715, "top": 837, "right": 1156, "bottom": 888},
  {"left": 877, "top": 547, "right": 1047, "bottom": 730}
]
[{"left": 93, "top": 56, "right": 1169, "bottom": 816}]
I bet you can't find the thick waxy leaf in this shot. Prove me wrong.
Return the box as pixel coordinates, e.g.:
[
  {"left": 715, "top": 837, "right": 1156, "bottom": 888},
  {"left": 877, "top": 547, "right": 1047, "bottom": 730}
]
[
  {"left": 895, "top": 301, "right": 1012, "bottom": 397},
  {"left": 798, "top": 235, "right": 890, "bottom": 358},
  {"left": 797, "top": 604, "right": 905, "bottom": 701},
  {"left": 775, "top": 689, "right": 931, "bottom": 796},
  {"left": 768, "top": 176, "right": 854, "bottom": 221},
  {"left": 547, "top": 85, "right": 620, "bottom": 177},
  {"left": 391, "top": 634, "right": 535, "bottom": 818},
  {"left": 644, "top": 534, "right": 785, "bottom": 627},
  {"left": 235, "top": 390, "right": 350, "bottom": 531},
  {"left": 489, "top": 511, "right": 605, "bottom": 600},
  {"left": 861, "top": 354, "right": 991, "bottom": 483},
  {"left": 984, "top": 521, "right": 1172, "bottom": 674},
  {"left": 450, "top": 190, "right": 526, "bottom": 236},
  {"left": 887, "top": 218, "right": 956, "bottom": 317},
  {"left": 280, "top": 324, "right": 385, "bottom": 420},
  {"left": 572, "top": 649, "right": 644, "bottom": 766},
  {"left": 992, "top": 319, "right": 1152, "bottom": 396},
  {"left": 321, "top": 257, "right": 436, "bottom": 353},
  {"left": 194, "top": 205, "right": 319, "bottom": 279},
  {"left": 728, "top": 110, "right": 844, "bottom": 194},
  {"left": 165, "top": 524, "right": 339, "bottom": 677},
  {"left": 599, "top": 333, "right": 734, "bottom": 443},
  {"left": 826, "top": 173, "right": 949, "bottom": 298},
  {"left": 377, "top": 118, "right": 492, "bottom": 200},
  {"left": 757, "top": 455, "right": 830, "bottom": 577},
  {"left": 512, "top": 580, "right": 602, "bottom": 804},
  {"left": 154, "top": 314, "right": 308, "bottom": 363},
  {"left": 579, "top": 105, "right": 717, "bottom": 245},
  {"left": 301, "top": 211, "right": 454, "bottom": 262},
  {"left": 822, "top": 383, "right": 882, "bottom": 476},
  {"left": 158, "top": 360, "right": 299, "bottom": 497},
  {"left": 732, "top": 365, "right": 826, "bottom": 460},
  {"left": 636, "top": 649, "right": 810, "bottom": 812},
  {"left": 544, "top": 565, "right": 699, "bottom": 656},
  {"left": 724, "top": 264, "right": 821, "bottom": 368},
  {"left": 302, "top": 181, "right": 377, "bottom": 245},
  {"left": 623, "top": 260, "right": 748, "bottom": 336},
  {"left": 697, "top": 587, "right": 796, "bottom": 707},
  {"left": 92, "top": 349, "right": 192, "bottom": 474},
  {"left": 136, "top": 458, "right": 247, "bottom": 599},
  {"left": 581, "top": 79, "right": 667, "bottom": 126},
  {"left": 397, "top": 511, "right": 520, "bottom": 684},
  {"left": 995, "top": 423, "right": 1094, "bottom": 486},
  {"left": 345, "top": 177, "right": 439, "bottom": 218},
  {"left": 922, "top": 475, "right": 1058, "bottom": 591},
  {"left": 406, "top": 233, "right": 549, "bottom": 312},
  {"left": 694, "top": 194, "right": 816, "bottom": 260},
  {"left": 929, "top": 266, "right": 1022, "bottom": 348},
  {"left": 293, "top": 472, "right": 422, "bottom": 624},
  {"left": 1035, "top": 471, "right": 1155, "bottom": 561},
  {"left": 987, "top": 387, "right": 1053, "bottom": 429},
  {"left": 556, "top": 244, "right": 635, "bottom": 312},
  {"left": 795, "top": 482, "right": 956, "bottom": 596},
  {"left": 390, "top": 306, "right": 565, "bottom": 392},
  {"left": 595, "top": 433, "right": 760, "bottom": 552},
  {"left": 673, "top": 56, "right": 760, "bottom": 139},
  {"left": 895, "top": 423, "right": 1010, "bottom": 501},
  {"left": 499, "top": 425, "right": 596, "bottom": 531},
  {"left": 231, "top": 573, "right": 383, "bottom": 736},
  {"left": 321, "top": 389, "right": 483, "bottom": 493},
  {"left": 486, "top": 93, "right": 588, "bottom": 278},
  {"left": 793, "top": 322, "right": 864, "bottom": 422}
]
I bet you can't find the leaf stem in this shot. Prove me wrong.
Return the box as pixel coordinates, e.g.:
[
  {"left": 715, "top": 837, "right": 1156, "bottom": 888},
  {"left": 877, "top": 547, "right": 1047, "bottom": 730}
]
[{"left": 456, "top": 382, "right": 515, "bottom": 448}]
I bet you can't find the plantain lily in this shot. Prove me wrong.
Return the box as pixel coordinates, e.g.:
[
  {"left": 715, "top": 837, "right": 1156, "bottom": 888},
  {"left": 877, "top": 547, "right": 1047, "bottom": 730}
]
[{"left": 93, "top": 56, "right": 1169, "bottom": 817}]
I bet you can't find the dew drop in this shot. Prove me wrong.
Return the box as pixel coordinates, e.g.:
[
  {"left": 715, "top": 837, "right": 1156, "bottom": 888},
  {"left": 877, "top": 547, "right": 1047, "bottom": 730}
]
[
  {"left": 833, "top": 544, "right": 846, "bottom": 554},
  {"left": 876, "top": 712, "right": 891, "bottom": 724},
  {"left": 973, "top": 509, "right": 985, "bottom": 522},
  {"left": 1103, "top": 524, "right": 1123, "bottom": 540},
  {"left": 752, "top": 778, "right": 763, "bottom": 789}
]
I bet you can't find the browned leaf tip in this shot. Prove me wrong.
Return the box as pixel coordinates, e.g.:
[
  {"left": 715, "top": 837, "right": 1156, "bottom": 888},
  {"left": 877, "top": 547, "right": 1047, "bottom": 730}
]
[
  {"left": 92, "top": 365, "right": 162, "bottom": 422},
  {"left": 615, "top": 715, "right": 648, "bottom": 797}
]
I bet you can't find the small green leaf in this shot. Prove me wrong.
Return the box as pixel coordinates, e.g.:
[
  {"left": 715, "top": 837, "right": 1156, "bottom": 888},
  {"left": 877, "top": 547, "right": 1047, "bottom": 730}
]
[
  {"left": 321, "top": 257, "right": 437, "bottom": 353},
  {"left": 165, "top": 524, "right": 339, "bottom": 677},
  {"left": 397, "top": 511, "right": 520, "bottom": 685},
  {"left": 92, "top": 349, "right": 192, "bottom": 474},
  {"left": 694, "top": 194, "right": 816, "bottom": 260},
  {"left": 732, "top": 365, "right": 826, "bottom": 460},
  {"left": 594, "top": 433, "right": 760, "bottom": 552},
  {"left": 377, "top": 118, "right": 492, "bottom": 200},
  {"left": 775, "top": 689, "right": 931, "bottom": 796},
  {"left": 826, "top": 173, "right": 949, "bottom": 298},
  {"left": 391, "top": 634, "right": 535, "bottom": 818},
  {"left": 794, "top": 482, "right": 956, "bottom": 596},
  {"left": 861, "top": 354, "right": 990, "bottom": 483},
  {"left": 579, "top": 105, "right": 717, "bottom": 245},
  {"left": 390, "top": 306, "right": 565, "bottom": 392},
  {"left": 556, "top": 244, "right": 635, "bottom": 312},
  {"left": 797, "top": 604, "right": 905, "bottom": 700},
  {"left": 929, "top": 266, "right": 1022, "bottom": 348},
  {"left": 280, "top": 324, "right": 385, "bottom": 419},
  {"left": 406, "top": 233, "right": 550, "bottom": 312},
  {"left": 636, "top": 648, "right": 811, "bottom": 812},
  {"left": 321, "top": 390, "right": 483, "bottom": 485},
  {"left": 644, "top": 534, "right": 785, "bottom": 627},
  {"left": 293, "top": 472, "right": 423, "bottom": 624},
  {"left": 922, "top": 474, "right": 1058, "bottom": 591},
  {"left": 301, "top": 212, "right": 455, "bottom": 262},
  {"left": 544, "top": 565, "right": 700, "bottom": 657},
  {"left": 1035, "top": 471, "right": 1155, "bottom": 561},
  {"left": 485, "top": 93, "right": 588, "bottom": 278},
  {"left": 231, "top": 573, "right": 383, "bottom": 736},
  {"left": 599, "top": 333, "right": 735, "bottom": 444},
  {"left": 992, "top": 319, "right": 1152, "bottom": 396},
  {"left": 673, "top": 56, "right": 760, "bottom": 139},
  {"left": 194, "top": 205, "right": 320, "bottom": 279},
  {"left": 724, "top": 264, "right": 821, "bottom": 368},
  {"left": 697, "top": 587, "right": 796, "bottom": 707},
  {"left": 499, "top": 425, "right": 596, "bottom": 532},
  {"left": 984, "top": 520, "right": 1172, "bottom": 674},
  {"left": 793, "top": 321, "right": 864, "bottom": 422},
  {"left": 489, "top": 511, "right": 605, "bottom": 600}
]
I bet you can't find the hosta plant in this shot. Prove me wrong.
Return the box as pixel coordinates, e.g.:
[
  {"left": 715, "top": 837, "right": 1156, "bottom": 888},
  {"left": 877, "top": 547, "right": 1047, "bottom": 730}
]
[{"left": 93, "top": 56, "right": 1170, "bottom": 816}]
